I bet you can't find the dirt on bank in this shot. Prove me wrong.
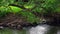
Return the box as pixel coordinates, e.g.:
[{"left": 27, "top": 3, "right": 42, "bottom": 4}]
[
  {"left": 0, "top": 13, "right": 34, "bottom": 30},
  {"left": 0, "top": 13, "right": 60, "bottom": 30}
]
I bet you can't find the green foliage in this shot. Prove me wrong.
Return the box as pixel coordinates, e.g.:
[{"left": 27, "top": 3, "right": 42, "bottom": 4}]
[
  {"left": 9, "top": 6, "right": 22, "bottom": 13},
  {"left": 0, "top": 0, "right": 60, "bottom": 23},
  {"left": 24, "top": 0, "right": 35, "bottom": 9},
  {"left": 0, "top": 0, "right": 15, "bottom": 6}
]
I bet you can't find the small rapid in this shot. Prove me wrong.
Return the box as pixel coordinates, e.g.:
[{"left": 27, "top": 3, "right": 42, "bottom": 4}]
[
  {"left": 28, "top": 24, "right": 50, "bottom": 34},
  {"left": 27, "top": 24, "right": 60, "bottom": 34}
]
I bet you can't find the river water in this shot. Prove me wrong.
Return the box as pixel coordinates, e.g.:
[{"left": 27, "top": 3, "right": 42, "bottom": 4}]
[
  {"left": 26, "top": 24, "right": 60, "bottom": 34},
  {"left": 0, "top": 24, "right": 60, "bottom": 34},
  {"left": 27, "top": 25, "right": 50, "bottom": 34}
]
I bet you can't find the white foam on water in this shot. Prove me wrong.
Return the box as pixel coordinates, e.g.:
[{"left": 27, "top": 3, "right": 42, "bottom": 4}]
[
  {"left": 28, "top": 25, "right": 50, "bottom": 34},
  {"left": 57, "top": 30, "right": 60, "bottom": 34}
]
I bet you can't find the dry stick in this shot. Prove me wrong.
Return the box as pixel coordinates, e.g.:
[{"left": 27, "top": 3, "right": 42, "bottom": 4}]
[{"left": 7, "top": 19, "right": 19, "bottom": 25}]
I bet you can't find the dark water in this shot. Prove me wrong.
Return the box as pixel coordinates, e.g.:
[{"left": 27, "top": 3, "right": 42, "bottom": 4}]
[{"left": 0, "top": 24, "right": 60, "bottom": 34}]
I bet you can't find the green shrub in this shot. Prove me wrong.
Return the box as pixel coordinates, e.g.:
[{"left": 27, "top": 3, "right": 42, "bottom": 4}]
[{"left": 0, "top": 0, "right": 60, "bottom": 23}]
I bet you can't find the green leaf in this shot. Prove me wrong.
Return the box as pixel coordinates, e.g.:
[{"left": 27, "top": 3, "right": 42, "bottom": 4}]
[
  {"left": 24, "top": 1, "right": 35, "bottom": 9},
  {"left": 9, "top": 6, "right": 22, "bottom": 13}
]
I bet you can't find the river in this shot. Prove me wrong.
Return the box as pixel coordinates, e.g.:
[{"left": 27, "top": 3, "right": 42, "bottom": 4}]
[
  {"left": 0, "top": 24, "right": 60, "bottom": 34},
  {"left": 27, "top": 24, "right": 60, "bottom": 34}
]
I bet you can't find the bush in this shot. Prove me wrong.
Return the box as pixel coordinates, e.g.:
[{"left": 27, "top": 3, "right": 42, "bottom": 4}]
[{"left": 0, "top": 0, "right": 60, "bottom": 23}]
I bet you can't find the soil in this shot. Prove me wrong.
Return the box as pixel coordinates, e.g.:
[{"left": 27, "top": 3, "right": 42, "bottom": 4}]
[
  {"left": 0, "top": 13, "right": 33, "bottom": 30},
  {"left": 0, "top": 13, "right": 60, "bottom": 30}
]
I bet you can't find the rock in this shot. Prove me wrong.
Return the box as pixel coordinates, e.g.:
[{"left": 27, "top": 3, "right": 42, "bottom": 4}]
[
  {"left": 0, "top": 26, "right": 4, "bottom": 29},
  {"left": 16, "top": 25, "right": 22, "bottom": 30}
]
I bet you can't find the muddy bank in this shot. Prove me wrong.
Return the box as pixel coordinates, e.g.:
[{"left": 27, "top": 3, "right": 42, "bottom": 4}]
[
  {"left": 0, "top": 13, "right": 38, "bottom": 30},
  {"left": 0, "top": 13, "right": 60, "bottom": 30}
]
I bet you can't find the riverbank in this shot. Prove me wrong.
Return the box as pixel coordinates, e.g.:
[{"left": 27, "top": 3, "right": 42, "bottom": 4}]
[
  {"left": 0, "top": 13, "right": 60, "bottom": 30},
  {"left": 0, "top": 13, "right": 39, "bottom": 30}
]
